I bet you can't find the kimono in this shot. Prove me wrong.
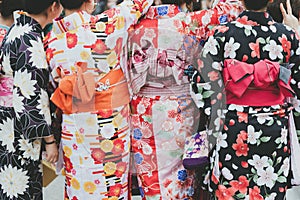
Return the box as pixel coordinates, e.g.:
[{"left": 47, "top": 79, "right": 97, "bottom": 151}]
[
  {"left": 0, "top": 13, "right": 52, "bottom": 199},
  {"left": 126, "top": 2, "right": 242, "bottom": 199},
  {"left": 45, "top": 0, "right": 153, "bottom": 199},
  {"left": 200, "top": 11, "right": 300, "bottom": 199}
]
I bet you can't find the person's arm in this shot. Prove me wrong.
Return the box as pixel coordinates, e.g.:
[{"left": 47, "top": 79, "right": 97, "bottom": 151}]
[{"left": 12, "top": 35, "right": 58, "bottom": 162}]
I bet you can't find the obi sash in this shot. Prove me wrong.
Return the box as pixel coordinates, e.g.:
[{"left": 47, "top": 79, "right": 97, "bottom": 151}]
[
  {"left": 223, "top": 59, "right": 294, "bottom": 106},
  {"left": 51, "top": 67, "right": 130, "bottom": 114}
]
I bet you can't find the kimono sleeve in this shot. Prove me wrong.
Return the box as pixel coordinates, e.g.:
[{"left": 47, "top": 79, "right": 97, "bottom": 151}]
[
  {"left": 195, "top": 28, "right": 227, "bottom": 146},
  {"left": 187, "top": 1, "right": 243, "bottom": 41},
  {"left": 12, "top": 36, "right": 52, "bottom": 139},
  {"left": 101, "top": 0, "right": 153, "bottom": 31}
]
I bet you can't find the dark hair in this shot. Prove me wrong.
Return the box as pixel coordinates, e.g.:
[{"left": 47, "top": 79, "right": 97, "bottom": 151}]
[
  {"left": 22, "top": 0, "right": 59, "bottom": 14},
  {"left": 161, "top": 0, "right": 193, "bottom": 11},
  {"left": 244, "top": 0, "right": 269, "bottom": 10},
  {"left": 267, "top": 0, "right": 300, "bottom": 22},
  {"left": 60, "top": 0, "right": 85, "bottom": 10},
  {"left": 0, "top": 0, "right": 22, "bottom": 18}
]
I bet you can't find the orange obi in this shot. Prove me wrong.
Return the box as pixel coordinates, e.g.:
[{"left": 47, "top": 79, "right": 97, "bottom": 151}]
[{"left": 51, "top": 67, "right": 130, "bottom": 114}]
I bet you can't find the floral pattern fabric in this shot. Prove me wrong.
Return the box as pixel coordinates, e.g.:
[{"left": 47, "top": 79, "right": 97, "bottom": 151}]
[
  {"left": 200, "top": 11, "right": 300, "bottom": 199},
  {"left": 0, "top": 13, "right": 52, "bottom": 199},
  {"left": 126, "top": 2, "right": 242, "bottom": 199},
  {"left": 45, "top": 0, "right": 153, "bottom": 199}
]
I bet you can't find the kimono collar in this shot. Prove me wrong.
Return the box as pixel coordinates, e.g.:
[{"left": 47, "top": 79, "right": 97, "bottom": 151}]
[
  {"left": 144, "top": 5, "right": 181, "bottom": 19},
  {"left": 52, "top": 11, "right": 91, "bottom": 34},
  {"left": 13, "top": 11, "right": 43, "bottom": 33},
  {"left": 236, "top": 10, "right": 275, "bottom": 26}
]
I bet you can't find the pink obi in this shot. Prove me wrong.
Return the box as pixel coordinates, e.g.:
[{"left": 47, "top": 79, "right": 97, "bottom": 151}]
[{"left": 223, "top": 59, "right": 294, "bottom": 106}]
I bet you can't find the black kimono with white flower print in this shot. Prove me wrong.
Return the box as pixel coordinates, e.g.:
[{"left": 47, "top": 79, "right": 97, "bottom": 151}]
[
  {"left": 198, "top": 11, "right": 300, "bottom": 200},
  {"left": 0, "top": 13, "right": 52, "bottom": 200}
]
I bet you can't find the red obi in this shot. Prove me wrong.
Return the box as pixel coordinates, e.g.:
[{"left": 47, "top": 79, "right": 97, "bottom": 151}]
[{"left": 223, "top": 59, "right": 294, "bottom": 106}]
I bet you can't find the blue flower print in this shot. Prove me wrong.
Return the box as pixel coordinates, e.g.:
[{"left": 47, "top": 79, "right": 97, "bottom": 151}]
[
  {"left": 177, "top": 169, "right": 187, "bottom": 181},
  {"left": 133, "top": 128, "right": 143, "bottom": 140},
  {"left": 134, "top": 152, "right": 144, "bottom": 164}
]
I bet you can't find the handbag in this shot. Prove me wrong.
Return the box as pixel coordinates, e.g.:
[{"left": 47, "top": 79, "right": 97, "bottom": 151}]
[{"left": 182, "top": 130, "right": 209, "bottom": 170}]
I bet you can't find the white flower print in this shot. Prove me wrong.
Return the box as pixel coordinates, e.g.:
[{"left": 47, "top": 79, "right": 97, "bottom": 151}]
[
  {"left": 18, "top": 136, "right": 41, "bottom": 161},
  {"left": 203, "top": 36, "right": 218, "bottom": 56},
  {"left": 14, "top": 69, "right": 37, "bottom": 99},
  {"left": 162, "top": 120, "right": 173, "bottom": 132},
  {"left": 224, "top": 38, "right": 240, "bottom": 58},
  {"left": 1, "top": 52, "right": 12, "bottom": 75},
  {"left": 280, "top": 126, "right": 288, "bottom": 144},
  {"left": 280, "top": 157, "right": 290, "bottom": 177},
  {"left": 6, "top": 23, "right": 32, "bottom": 43},
  {"left": 257, "top": 166, "right": 278, "bottom": 189},
  {"left": 201, "top": 11, "right": 213, "bottom": 26},
  {"left": 264, "top": 40, "right": 283, "bottom": 60},
  {"left": 227, "top": 104, "right": 244, "bottom": 112},
  {"left": 137, "top": 102, "right": 146, "bottom": 114},
  {"left": 27, "top": 37, "right": 48, "bottom": 69},
  {"left": 37, "top": 89, "right": 51, "bottom": 125},
  {"left": 256, "top": 114, "right": 272, "bottom": 124},
  {"left": 12, "top": 88, "right": 25, "bottom": 117},
  {"left": 247, "top": 125, "right": 261, "bottom": 144},
  {"left": 100, "top": 123, "right": 115, "bottom": 139},
  {"left": 270, "top": 25, "right": 277, "bottom": 33},
  {"left": 142, "top": 143, "right": 153, "bottom": 155},
  {"left": 0, "top": 165, "right": 29, "bottom": 198},
  {"left": 221, "top": 167, "right": 233, "bottom": 180},
  {"left": 143, "top": 28, "right": 156, "bottom": 39},
  {"left": 248, "top": 155, "right": 269, "bottom": 171},
  {"left": 265, "top": 193, "right": 277, "bottom": 200},
  {"left": 216, "top": 132, "right": 228, "bottom": 151},
  {"left": 0, "top": 118, "right": 15, "bottom": 153},
  {"left": 225, "top": 154, "right": 231, "bottom": 161}
]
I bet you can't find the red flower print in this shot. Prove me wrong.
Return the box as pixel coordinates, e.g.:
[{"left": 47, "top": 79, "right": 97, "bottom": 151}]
[
  {"left": 114, "top": 38, "right": 123, "bottom": 55},
  {"left": 64, "top": 156, "right": 73, "bottom": 173},
  {"left": 108, "top": 183, "right": 122, "bottom": 196},
  {"left": 72, "top": 144, "right": 78, "bottom": 150},
  {"left": 91, "top": 148, "right": 105, "bottom": 162},
  {"left": 249, "top": 39, "right": 260, "bottom": 59},
  {"left": 215, "top": 185, "right": 236, "bottom": 200},
  {"left": 66, "top": 32, "right": 78, "bottom": 49},
  {"left": 241, "top": 161, "right": 248, "bottom": 168},
  {"left": 229, "top": 176, "right": 249, "bottom": 194},
  {"left": 237, "top": 112, "right": 248, "bottom": 123},
  {"left": 104, "top": 8, "right": 116, "bottom": 18},
  {"left": 112, "top": 139, "right": 125, "bottom": 154},
  {"left": 94, "top": 179, "right": 101, "bottom": 184},
  {"left": 211, "top": 169, "right": 219, "bottom": 185},
  {"left": 71, "top": 196, "right": 78, "bottom": 200},
  {"left": 216, "top": 25, "right": 229, "bottom": 33},
  {"left": 176, "top": 114, "right": 183, "bottom": 123},
  {"left": 97, "top": 109, "right": 113, "bottom": 118},
  {"left": 46, "top": 48, "right": 55, "bottom": 62},
  {"left": 249, "top": 186, "right": 264, "bottom": 200},
  {"left": 168, "top": 110, "right": 177, "bottom": 118},
  {"left": 163, "top": 179, "right": 172, "bottom": 188},
  {"left": 236, "top": 16, "right": 258, "bottom": 26},
  {"left": 279, "top": 34, "right": 291, "bottom": 60},
  {"left": 208, "top": 70, "right": 219, "bottom": 81},
  {"left": 115, "top": 162, "right": 127, "bottom": 177},
  {"left": 236, "top": 130, "right": 247, "bottom": 143},
  {"left": 105, "top": 23, "right": 115, "bottom": 35},
  {"left": 232, "top": 140, "right": 249, "bottom": 157},
  {"left": 92, "top": 39, "right": 106, "bottom": 54}
]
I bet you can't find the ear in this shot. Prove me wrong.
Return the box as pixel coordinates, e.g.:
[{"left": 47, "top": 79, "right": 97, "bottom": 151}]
[{"left": 269, "top": 0, "right": 274, "bottom": 3}]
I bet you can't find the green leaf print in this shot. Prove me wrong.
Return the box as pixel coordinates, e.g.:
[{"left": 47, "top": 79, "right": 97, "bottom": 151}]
[
  {"left": 277, "top": 176, "right": 287, "bottom": 183},
  {"left": 203, "top": 91, "right": 215, "bottom": 99},
  {"left": 142, "top": 115, "right": 152, "bottom": 123},
  {"left": 260, "top": 136, "right": 271, "bottom": 143},
  {"left": 236, "top": 193, "right": 246, "bottom": 199},
  {"left": 266, "top": 118, "right": 274, "bottom": 126}
]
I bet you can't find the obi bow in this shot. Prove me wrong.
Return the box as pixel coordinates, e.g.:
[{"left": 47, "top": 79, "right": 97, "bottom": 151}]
[
  {"left": 223, "top": 59, "right": 295, "bottom": 98},
  {"left": 130, "top": 43, "right": 187, "bottom": 94}
]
